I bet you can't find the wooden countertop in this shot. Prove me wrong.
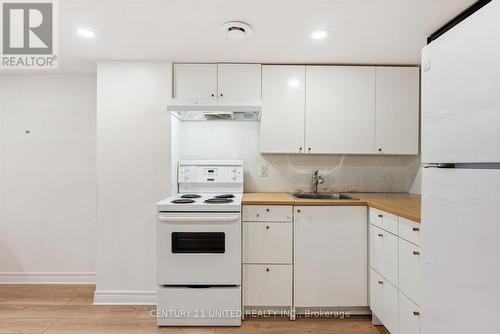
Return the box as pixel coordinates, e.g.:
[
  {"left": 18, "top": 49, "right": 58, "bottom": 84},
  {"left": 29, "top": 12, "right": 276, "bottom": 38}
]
[
  {"left": 363, "top": 197, "right": 421, "bottom": 223},
  {"left": 242, "top": 192, "right": 421, "bottom": 223},
  {"left": 241, "top": 192, "right": 296, "bottom": 205}
]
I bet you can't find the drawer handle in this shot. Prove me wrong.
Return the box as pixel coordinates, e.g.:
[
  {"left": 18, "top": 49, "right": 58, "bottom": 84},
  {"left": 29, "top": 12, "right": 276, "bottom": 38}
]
[
  {"left": 413, "top": 227, "right": 420, "bottom": 232},
  {"left": 378, "top": 280, "right": 384, "bottom": 285},
  {"left": 378, "top": 233, "right": 384, "bottom": 237},
  {"left": 297, "top": 209, "right": 301, "bottom": 213},
  {"left": 413, "top": 251, "right": 420, "bottom": 255},
  {"left": 266, "top": 225, "right": 270, "bottom": 230},
  {"left": 266, "top": 208, "right": 270, "bottom": 212},
  {"left": 378, "top": 214, "right": 383, "bottom": 218},
  {"left": 413, "top": 311, "right": 420, "bottom": 316},
  {"left": 266, "top": 268, "right": 270, "bottom": 272}
]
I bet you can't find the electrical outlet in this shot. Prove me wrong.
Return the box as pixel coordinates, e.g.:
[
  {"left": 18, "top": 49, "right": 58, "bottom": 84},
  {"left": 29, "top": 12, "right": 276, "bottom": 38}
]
[{"left": 258, "top": 163, "right": 269, "bottom": 177}]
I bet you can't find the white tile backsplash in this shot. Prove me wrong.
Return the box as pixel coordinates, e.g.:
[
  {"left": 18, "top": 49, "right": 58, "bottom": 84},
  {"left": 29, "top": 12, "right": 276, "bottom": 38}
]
[{"left": 175, "top": 121, "right": 420, "bottom": 193}]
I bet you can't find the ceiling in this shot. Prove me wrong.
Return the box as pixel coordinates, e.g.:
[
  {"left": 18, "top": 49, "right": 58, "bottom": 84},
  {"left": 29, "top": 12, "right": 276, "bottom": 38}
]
[{"left": 45, "top": 0, "right": 477, "bottom": 72}]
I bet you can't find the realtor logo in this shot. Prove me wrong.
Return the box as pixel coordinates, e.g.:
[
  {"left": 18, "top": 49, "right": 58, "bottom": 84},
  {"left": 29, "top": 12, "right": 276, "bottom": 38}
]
[{"left": 1, "top": 0, "right": 58, "bottom": 69}]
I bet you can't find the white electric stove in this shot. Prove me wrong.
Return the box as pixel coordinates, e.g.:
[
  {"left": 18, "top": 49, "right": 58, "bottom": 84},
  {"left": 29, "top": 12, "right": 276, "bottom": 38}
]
[
  {"left": 156, "top": 160, "right": 243, "bottom": 327},
  {"left": 157, "top": 193, "right": 243, "bottom": 212}
]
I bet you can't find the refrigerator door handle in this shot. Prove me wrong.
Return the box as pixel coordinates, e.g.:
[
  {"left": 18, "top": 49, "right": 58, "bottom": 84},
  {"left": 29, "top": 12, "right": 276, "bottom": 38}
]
[{"left": 422, "top": 163, "right": 455, "bottom": 169}]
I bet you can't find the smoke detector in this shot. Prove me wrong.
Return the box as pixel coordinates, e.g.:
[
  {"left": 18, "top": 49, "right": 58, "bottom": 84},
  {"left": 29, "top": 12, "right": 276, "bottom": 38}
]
[{"left": 221, "top": 21, "right": 253, "bottom": 40}]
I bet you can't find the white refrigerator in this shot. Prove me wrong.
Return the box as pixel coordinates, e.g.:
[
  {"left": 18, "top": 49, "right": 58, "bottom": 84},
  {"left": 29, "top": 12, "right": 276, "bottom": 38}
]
[{"left": 421, "top": 1, "right": 500, "bottom": 334}]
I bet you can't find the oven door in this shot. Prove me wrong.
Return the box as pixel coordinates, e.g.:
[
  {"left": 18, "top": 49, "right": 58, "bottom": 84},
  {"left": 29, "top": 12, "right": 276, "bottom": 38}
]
[{"left": 157, "top": 212, "right": 241, "bottom": 285}]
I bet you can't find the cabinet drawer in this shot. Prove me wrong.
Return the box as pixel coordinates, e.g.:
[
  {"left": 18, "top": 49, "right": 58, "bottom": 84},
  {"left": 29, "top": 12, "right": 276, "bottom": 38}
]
[
  {"left": 243, "top": 222, "right": 292, "bottom": 264},
  {"left": 157, "top": 286, "right": 240, "bottom": 325},
  {"left": 370, "top": 268, "right": 398, "bottom": 334},
  {"left": 399, "top": 291, "right": 421, "bottom": 334},
  {"left": 370, "top": 224, "right": 398, "bottom": 286},
  {"left": 243, "top": 205, "right": 293, "bottom": 222},
  {"left": 243, "top": 264, "right": 292, "bottom": 307},
  {"left": 369, "top": 208, "right": 398, "bottom": 235},
  {"left": 399, "top": 239, "right": 422, "bottom": 305},
  {"left": 399, "top": 217, "right": 421, "bottom": 246}
]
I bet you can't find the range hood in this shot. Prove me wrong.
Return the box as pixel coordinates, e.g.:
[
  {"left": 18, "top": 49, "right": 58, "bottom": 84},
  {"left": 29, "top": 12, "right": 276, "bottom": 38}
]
[{"left": 168, "top": 99, "right": 261, "bottom": 121}]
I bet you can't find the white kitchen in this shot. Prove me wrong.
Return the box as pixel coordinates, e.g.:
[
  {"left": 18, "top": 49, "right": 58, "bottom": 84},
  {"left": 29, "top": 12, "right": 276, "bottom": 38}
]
[{"left": 0, "top": 1, "right": 499, "bottom": 333}]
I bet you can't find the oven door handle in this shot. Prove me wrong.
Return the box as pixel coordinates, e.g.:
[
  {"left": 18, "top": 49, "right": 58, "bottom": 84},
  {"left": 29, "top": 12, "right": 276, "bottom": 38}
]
[{"left": 158, "top": 215, "right": 240, "bottom": 223}]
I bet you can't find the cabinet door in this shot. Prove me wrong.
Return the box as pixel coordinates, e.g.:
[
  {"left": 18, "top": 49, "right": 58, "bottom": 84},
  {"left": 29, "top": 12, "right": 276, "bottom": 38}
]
[
  {"left": 294, "top": 206, "right": 368, "bottom": 307},
  {"left": 173, "top": 63, "right": 217, "bottom": 99},
  {"left": 243, "top": 222, "right": 292, "bottom": 264},
  {"left": 369, "top": 268, "right": 383, "bottom": 318},
  {"left": 370, "top": 224, "right": 398, "bottom": 286},
  {"left": 376, "top": 67, "right": 419, "bottom": 155},
  {"left": 243, "top": 264, "right": 292, "bottom": 307},
  {"left": 305, "top": 66, "right": 376, "bottom": 154},
  {"left": 399, "top": 239, "right": 422, "bottom": 306},
  {"left": 399, "top": 291, "right": 421, "bottom": 334},
  {"left": 261, "top": 65, "right": 306, "bottom": 153},
  {"left": 218, "top": 64, "right": 261, "bottom": 99},
  {"left": 370, "top": 268, "right": 399, "bottom": 334}
]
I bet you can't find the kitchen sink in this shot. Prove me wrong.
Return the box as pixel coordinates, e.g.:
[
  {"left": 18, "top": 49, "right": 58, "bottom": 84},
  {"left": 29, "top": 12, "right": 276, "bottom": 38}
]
[{"left": 292, "top": 192, "right": 354, "bottom": 200}]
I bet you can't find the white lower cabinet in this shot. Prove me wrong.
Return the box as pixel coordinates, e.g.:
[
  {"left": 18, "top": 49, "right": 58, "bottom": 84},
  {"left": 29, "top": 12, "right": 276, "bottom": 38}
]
[
  {"left": 243, "top": 264, "right": 292, "bottom": 307},
  {"left": 398, "top": 292, "right": 421, "bottom": 334},
  {"left": 242, "top": 205, "right": 293, "bottom": 310},
  {"left": 242, "top": 203, "right": 421, "bottom": 330},
  {"left": 294, "top": 206, "right": 368, "bottom": 307},
  {"left": 369, "top": 209, "right": 421, "bottom": 334},
  {"left": 370, "top": 268, "right": 398, "bottom": 334}
]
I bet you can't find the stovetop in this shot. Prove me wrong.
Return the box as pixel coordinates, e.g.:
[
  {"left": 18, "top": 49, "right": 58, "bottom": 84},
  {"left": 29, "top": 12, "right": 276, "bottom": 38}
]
[{"left": 157, "top": 193, "right": 243, "bottom": 212}]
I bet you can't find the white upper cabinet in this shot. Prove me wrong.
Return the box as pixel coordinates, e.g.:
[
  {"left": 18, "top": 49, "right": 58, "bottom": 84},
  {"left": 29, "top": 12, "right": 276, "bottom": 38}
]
[
  {"left": 217, "top": 64, "right": 261, "bottom": 100},
  {"left": 173, "top": 63, "right": 218, "bottom": 99},
  {"left": 261, "top": 65, "right": 306, "bottom": 154},
  {"left": 376, "top": 67, "right": 420, "bottom": 155},
  {"left": 174, "top": 64, "right": 420, "bottom": 155},
  {"left": 305, "top": 66, "right": 377, "bottom": 154},
  {"left": 173, "top": 63, "right": 261, "bottom": 100}
]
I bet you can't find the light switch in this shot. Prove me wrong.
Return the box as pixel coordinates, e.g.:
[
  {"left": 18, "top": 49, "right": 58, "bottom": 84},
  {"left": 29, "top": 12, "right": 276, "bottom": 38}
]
[{"left": 258, "top": 163, "right": 269, "bottom": 177}]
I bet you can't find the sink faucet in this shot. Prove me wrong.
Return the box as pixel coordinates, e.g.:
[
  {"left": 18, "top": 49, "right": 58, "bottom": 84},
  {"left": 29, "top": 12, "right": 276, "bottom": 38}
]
[{"left": 311, "top": 170, "right": 324, "bottom": 194}]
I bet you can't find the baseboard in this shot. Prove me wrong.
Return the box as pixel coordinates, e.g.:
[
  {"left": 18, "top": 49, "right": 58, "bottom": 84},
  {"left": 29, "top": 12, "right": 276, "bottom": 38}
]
[
  {"left": 93, "top": 290, "right": 157, "bottom": 305},
  {"left": 0, "top": 272, "right": 96, "bottom": 284}
]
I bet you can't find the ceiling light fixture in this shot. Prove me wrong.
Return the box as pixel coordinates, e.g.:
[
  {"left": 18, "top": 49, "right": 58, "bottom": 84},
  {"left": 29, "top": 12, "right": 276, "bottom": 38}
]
[
  {"left": 310, "top": 29, "right": 330, "bottom": 40},
  {"left": 77, "top": 28, "right": 95, "bottom": 38},
  {"left": 221, "top": 21, "right": 253, "bottom": 40}
]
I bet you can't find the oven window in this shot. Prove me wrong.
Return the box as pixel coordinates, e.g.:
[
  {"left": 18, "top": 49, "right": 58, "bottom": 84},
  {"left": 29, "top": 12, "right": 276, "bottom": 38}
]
[{"left": 171, "top": 232, "right": 225, "bottom": 253}]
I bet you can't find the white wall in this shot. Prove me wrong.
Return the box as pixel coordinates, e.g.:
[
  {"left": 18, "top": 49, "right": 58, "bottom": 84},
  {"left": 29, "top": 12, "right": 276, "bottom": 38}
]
[
  {"left": 95, "top": 62, "right": 171, "bottom": 304},
  {"left": 178, "top": 121, "right": 421, "bottom": 193},
  {"left": 0, "top": 74, "right": 97, "bottom": 283}
]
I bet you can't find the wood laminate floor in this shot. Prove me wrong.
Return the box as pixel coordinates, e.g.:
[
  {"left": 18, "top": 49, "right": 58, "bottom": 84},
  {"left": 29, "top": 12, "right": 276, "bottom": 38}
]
[{"left": 0, "top": 285, "right": 388, "bottom": 334}]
